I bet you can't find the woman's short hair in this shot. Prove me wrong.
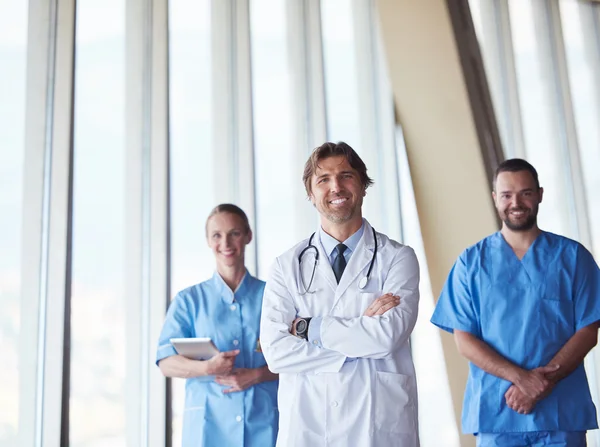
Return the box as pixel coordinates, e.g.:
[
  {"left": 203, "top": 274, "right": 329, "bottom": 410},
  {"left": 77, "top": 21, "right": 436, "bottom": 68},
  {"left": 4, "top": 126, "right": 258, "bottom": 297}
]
[
  {"left": 302, "top": 141, "right": 374, "bottom": 197},
  {"left": 205, "top": 203, "right": 251, "bottom": 235}
]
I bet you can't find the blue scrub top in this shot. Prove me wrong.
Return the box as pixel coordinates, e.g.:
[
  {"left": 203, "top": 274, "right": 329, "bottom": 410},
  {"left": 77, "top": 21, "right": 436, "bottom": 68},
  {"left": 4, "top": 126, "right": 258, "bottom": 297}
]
[
  {"left": 157, "top": 272, "right": 278, "bottom": 447},
  {"left": 431, "top": 231, "right": 600, "bottom": 434}
]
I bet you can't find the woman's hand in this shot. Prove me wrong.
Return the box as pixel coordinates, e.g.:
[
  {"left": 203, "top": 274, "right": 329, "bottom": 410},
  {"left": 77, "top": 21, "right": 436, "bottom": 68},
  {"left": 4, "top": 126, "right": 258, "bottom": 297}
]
[
  {"left": 205, "top": 350, "right": 239, "bottom": 375},
  {"left": 215, "top": 368, "right": 262, "bottom": 394}
]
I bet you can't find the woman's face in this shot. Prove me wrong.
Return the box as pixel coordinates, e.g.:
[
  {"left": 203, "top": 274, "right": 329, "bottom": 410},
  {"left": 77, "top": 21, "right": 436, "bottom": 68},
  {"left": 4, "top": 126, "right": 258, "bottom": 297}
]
[{"left": 206, "top": 212, "right": 252, "bottom": 269}]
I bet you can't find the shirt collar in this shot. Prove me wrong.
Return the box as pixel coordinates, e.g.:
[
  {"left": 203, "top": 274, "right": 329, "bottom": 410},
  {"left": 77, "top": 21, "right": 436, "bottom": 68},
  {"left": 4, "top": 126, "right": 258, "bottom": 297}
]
[
  {"left": 318, "top": 219, "right": 365, "bottom": 258},
  {"left": 212, "top": 270, "right": 250, "bottom": 304}
]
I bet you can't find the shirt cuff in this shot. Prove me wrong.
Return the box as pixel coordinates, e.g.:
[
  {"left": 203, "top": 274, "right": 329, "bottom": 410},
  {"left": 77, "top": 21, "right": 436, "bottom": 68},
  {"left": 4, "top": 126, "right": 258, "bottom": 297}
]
[
  {"left": 307, "top": 316, "right": 323, "bottom": 348},
  {"left": 156, "top": 343, "right": 178, "bottom": 366}
]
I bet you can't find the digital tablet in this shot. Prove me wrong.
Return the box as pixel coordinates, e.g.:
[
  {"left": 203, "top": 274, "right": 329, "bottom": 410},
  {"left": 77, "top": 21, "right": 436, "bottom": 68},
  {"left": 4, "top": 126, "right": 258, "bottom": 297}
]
[{"left": 170, "top": 337, "right": 220, "bottom": 360}]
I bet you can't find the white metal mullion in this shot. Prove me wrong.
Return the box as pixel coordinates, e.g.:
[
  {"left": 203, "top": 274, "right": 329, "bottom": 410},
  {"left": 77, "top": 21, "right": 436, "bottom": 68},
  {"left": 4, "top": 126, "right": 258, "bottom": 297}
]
[
  {"left": 477, "top": 0, "right": 526, "bottom": 158},
  {"left": 372, "top": 2, "right": 402, "bottom": 242},
  {"left": 578, "top": 1, "right": 600, "bottom": 157},
  {"left": 125, "top": 0, "right": 170, "bottom": 445},
  {"left": 352, "top": 0, "right": 400, "bottom": 239},
  {"left": 594, "top": 4, "right": 600, "bottom": 62},
  {"left": 148, "top": 0, "right": 170, "bottom": 445},
  {"left": 212, "top": 0, "right": 235, "bottom": 203},
  {"left": 125, "top": 0, "right": 146, "bottom": 444},
  {"left": 19, "top": 0, "right": 76, "bottom": 445},
  {"left": 234, "top": 0, "right": 257, "bottom": 274},
  {"left": 212, "top": 0, "right": 257, "bottom": 274},
  {"left": 286, "top": 0, "right": 327, "bottom": 238}
]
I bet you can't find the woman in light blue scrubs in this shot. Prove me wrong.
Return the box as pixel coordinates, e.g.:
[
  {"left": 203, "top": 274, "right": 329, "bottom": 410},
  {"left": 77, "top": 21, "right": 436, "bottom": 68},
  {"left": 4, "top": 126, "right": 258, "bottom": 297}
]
[{"left": 157, "top": 204, "right": 278, "bottom": 447}]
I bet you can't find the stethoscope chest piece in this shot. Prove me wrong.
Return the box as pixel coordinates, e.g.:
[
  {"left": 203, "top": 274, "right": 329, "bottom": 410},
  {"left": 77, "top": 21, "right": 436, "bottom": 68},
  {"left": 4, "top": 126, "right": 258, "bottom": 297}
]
[{"left": 358, "top": 277, "right": 368, "bottom": 290}]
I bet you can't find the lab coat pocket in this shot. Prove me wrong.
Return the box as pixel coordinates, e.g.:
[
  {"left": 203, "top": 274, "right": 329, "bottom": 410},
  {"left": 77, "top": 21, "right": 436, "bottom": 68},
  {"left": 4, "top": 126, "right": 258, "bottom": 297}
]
[{"left": 374, "top": 371, "right": 415, "bottom": 434}]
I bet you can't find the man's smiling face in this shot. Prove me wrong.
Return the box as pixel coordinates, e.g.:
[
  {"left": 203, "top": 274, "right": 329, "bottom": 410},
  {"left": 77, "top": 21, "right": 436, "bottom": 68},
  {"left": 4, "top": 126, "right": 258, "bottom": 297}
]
[{"left": 309, "top": 155, "right": 366, "bottom": 225}]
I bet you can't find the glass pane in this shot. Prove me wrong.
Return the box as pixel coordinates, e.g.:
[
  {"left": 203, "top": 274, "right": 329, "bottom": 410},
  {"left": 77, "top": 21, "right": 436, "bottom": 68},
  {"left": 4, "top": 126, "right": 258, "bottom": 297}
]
[
  {"left": 251, "top": 0, "right": 296, "bottom": 277},
  {"left": 508, "top": 0, "right": 574, "bottom": 238},
  {"left": 560, "top": 0, "right": 600, "bottom": 257},
  {"left": 0, "top": 1, "right": 27, "bottom": 444},
  {"left": 168, "top": 1, "right": 213, "bottom": 444},
  {"left": 321, "top": 0, "right": 362, "bottom": 148},
  {"left": 396, "top": 129, "right": 459, "bottom": 447},
  {"left": 70, "top": 1, "right": 126, "bottom": 445}
]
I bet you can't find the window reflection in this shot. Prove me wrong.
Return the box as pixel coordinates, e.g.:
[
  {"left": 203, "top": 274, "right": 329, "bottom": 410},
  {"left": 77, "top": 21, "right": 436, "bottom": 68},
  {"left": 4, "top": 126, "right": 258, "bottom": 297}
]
[
  {"left": 168, "top": 1, "right": 213, "bottom": 444},
  {"left": 70, "top": 1, "right": 126, "bottom": 446},
  {"left": 0, "top": 1, "right": 27, "bottom": 444}
]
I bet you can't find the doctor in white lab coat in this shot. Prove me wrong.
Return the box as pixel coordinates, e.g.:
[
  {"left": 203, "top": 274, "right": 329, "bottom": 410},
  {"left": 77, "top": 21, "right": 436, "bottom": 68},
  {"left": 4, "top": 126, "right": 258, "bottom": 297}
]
[{"left": 260, "top": 141, "right": 420, "bottom": 447}]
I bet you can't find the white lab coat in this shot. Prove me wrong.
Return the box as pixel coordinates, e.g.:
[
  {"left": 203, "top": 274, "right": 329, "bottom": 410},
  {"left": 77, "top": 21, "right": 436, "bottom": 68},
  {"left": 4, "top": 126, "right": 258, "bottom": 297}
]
[{"left": 260, "top": 220, "right": 420, "bottom": 447}]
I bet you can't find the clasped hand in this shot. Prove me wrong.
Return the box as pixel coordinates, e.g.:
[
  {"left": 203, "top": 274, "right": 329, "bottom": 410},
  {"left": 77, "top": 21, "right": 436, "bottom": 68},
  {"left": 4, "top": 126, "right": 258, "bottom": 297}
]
[
  {"left": 215, "top": 368, "right": 261, "bottom": 394},
  {"left": 505, "top": 364, "right": 559, "bottom": 414}
]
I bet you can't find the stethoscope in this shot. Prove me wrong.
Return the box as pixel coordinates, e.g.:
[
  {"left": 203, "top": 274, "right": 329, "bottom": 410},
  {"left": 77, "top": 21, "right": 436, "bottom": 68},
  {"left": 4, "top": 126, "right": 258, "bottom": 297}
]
[{"left": 298, "top": 227, "right": 378, "bottom": 295}]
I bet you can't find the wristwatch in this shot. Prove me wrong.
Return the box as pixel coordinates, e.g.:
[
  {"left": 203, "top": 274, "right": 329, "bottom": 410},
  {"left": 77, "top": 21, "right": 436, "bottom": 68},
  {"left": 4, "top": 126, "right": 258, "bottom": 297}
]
[{"left": 295, "top": 317, "right": 312, "bottom": 340}]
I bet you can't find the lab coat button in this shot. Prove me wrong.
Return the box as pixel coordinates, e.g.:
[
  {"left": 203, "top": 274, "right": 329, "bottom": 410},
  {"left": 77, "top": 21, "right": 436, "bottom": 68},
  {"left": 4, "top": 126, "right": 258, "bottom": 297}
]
[
  {"left": 233, "top": 339, "right": 239, "bottom": 346},
  {"left": 313, "top": 340, "right": 318, "bottom": 345},
  {"left": 230, "top": 305, "right": 236, "bottom": 311},
  {"left": 236, "top": 415, "right": 242, "bottom": 422},
  {"left": 331, "top": 401, "right": 338, "bottom": 407}
]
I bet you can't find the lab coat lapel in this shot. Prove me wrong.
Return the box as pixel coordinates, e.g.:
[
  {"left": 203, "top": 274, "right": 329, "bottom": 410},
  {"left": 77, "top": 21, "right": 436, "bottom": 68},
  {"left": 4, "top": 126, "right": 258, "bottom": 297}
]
[{"left": 334, "top": 221, "right": 375, "bottom": 304}]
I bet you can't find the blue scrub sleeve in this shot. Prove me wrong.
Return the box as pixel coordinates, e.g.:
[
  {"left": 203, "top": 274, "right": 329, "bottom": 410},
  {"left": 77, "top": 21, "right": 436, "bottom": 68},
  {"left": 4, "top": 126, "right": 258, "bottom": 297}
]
[
  {"left": 431, "top": 253, "right": 480, "bottom": 336},
  {"left": 573, "top": 245, "right": 600, "bottom": 331},
  {"left": 156, "top": 293, "right": 194, "bottom": 365}
]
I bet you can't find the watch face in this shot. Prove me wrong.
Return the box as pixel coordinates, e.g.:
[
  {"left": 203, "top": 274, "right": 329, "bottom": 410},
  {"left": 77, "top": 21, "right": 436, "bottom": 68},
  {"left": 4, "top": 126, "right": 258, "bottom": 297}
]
[{"left": 296, "top": 319, "right": 307, "bottom": 334}]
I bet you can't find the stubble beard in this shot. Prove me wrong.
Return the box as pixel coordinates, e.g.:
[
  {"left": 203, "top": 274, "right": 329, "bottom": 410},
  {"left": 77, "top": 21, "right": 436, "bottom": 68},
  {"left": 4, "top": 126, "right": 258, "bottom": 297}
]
[
  {"left": 501, "top": 207, "right": 538, "bottom": 232},
  {"left": 324, "top": 208, "right": 354, "bottom": 224}
]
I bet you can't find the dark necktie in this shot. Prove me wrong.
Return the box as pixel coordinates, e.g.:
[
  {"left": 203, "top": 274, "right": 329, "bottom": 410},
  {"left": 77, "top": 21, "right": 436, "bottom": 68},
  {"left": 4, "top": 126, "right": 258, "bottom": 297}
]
[{"left": 332, "top": 244, "right": 348, "bottom": 284}]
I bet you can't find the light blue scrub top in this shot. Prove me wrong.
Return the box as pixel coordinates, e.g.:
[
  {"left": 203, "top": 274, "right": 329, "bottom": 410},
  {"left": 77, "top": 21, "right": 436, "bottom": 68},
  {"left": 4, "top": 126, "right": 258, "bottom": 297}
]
[
  {"left": 156, "top": 272, "right": 278, "bottom": 447},
  {"left": 431, "top": 231, "right": 600, "bottom": 434}
]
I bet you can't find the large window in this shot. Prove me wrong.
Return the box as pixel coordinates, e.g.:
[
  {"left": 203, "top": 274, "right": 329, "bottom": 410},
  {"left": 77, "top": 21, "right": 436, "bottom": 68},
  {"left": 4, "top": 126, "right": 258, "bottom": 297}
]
[
  {"left": 14, "top": 1, "right": 600, "bottom": 445},
  {"left": 168, "top": 1, "right": 213, "bottom": 444},
  {"left": 0, "top": 1, "right": 27, "bottom": 445},
  {"left": 70, "top": 1, "right": 126, "bottom": 445}
]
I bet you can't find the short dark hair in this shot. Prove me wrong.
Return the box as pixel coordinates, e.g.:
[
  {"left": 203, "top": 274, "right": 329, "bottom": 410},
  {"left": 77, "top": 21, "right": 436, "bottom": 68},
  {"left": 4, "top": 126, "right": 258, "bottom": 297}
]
[
  {"left": 494, "top": 158, "right": 540, "bottom": 190},
  {"left": 302, "top": 141, "right": 374, "bottom": 196},
  {"left": 205, "top": 203, "right": 251, "bottom": 235}
]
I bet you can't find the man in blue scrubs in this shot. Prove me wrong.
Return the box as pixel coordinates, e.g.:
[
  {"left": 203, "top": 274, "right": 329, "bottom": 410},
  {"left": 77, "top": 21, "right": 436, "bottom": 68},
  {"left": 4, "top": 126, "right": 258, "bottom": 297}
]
[{"left": 431, "top": 159, "right": 600, "bottom": 446}]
